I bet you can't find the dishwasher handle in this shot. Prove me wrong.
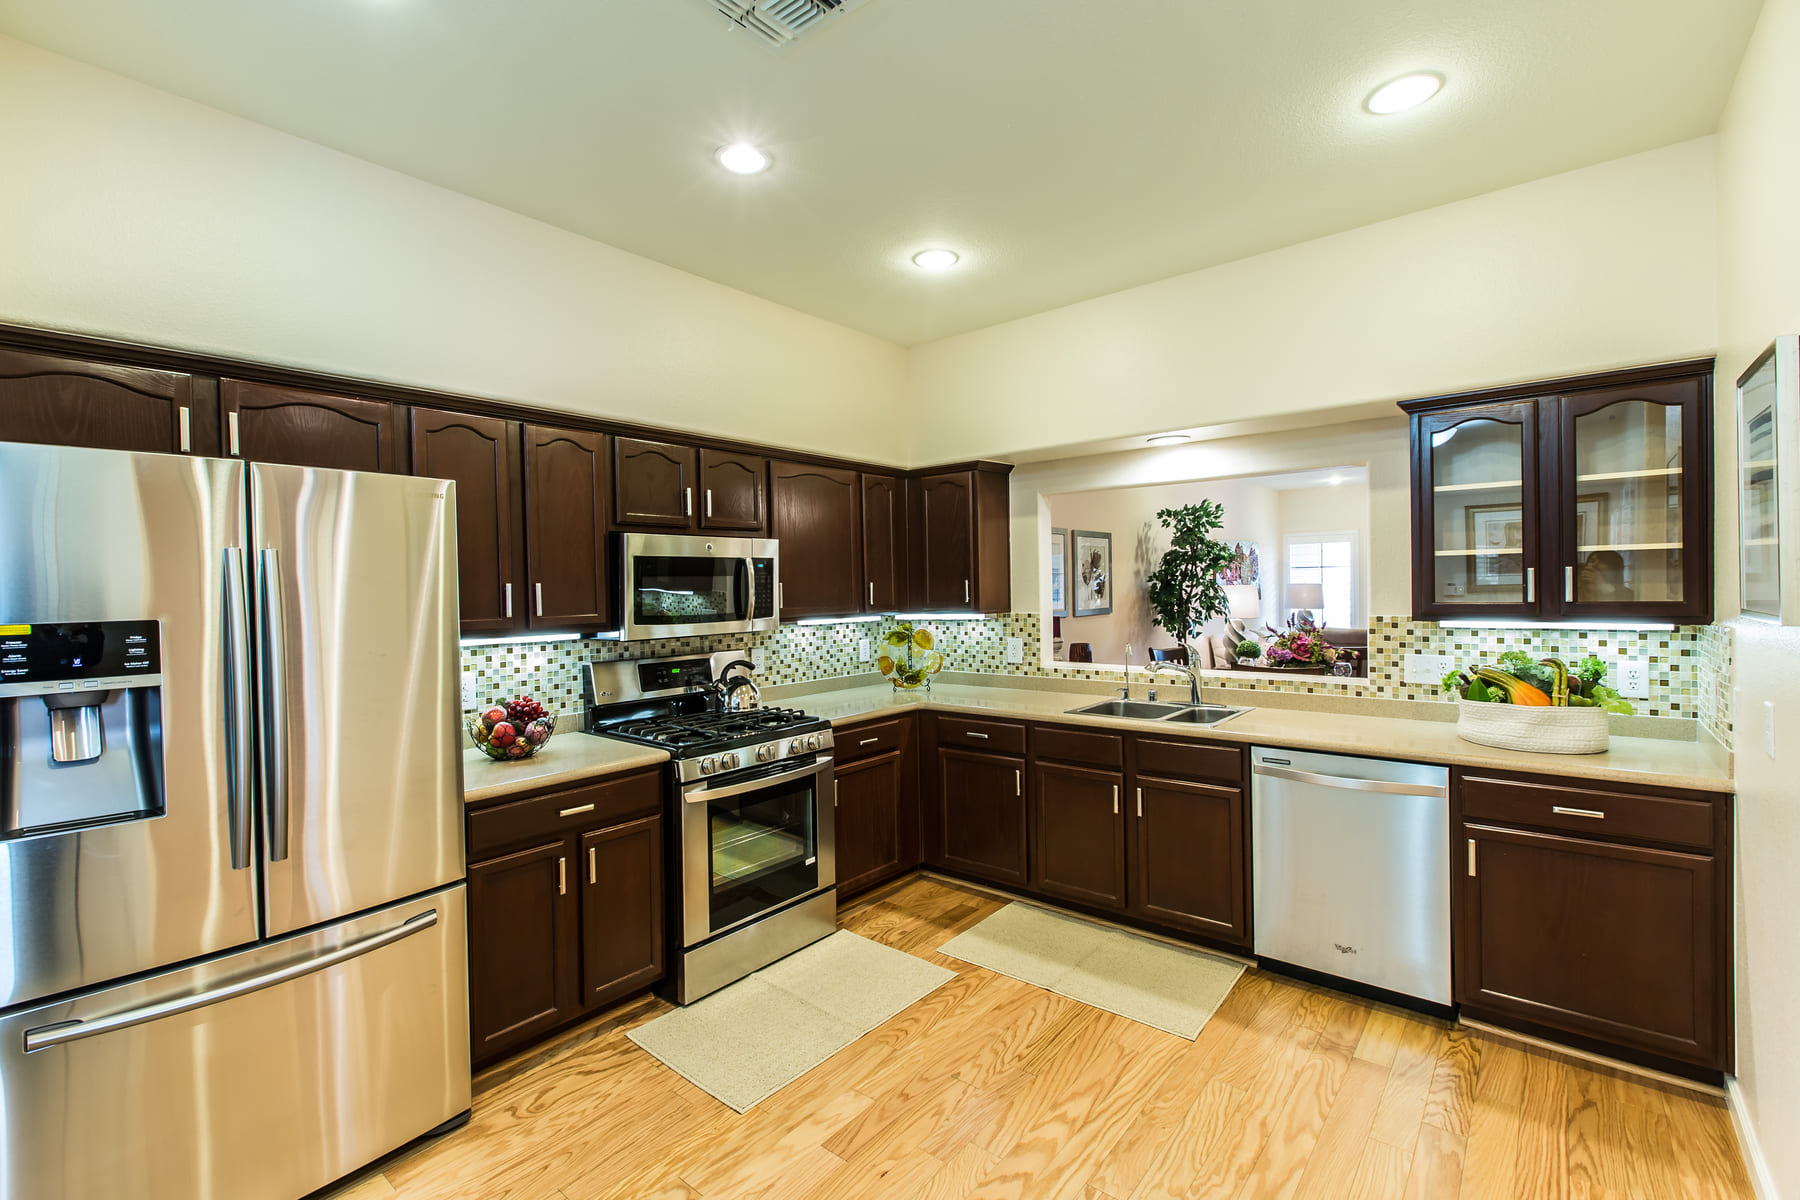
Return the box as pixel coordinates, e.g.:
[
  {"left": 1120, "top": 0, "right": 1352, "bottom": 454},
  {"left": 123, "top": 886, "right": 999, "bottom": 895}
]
[{"left": 1252, "top": 761, "right": 1448, "bottom": 799}]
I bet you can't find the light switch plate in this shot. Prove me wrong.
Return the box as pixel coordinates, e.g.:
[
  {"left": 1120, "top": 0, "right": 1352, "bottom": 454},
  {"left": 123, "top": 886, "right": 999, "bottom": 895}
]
[
  {"left": 858, "top": 637, "right": 872, "bottom": 663},
  {"left": 751, "top": 647, "right": 766, "bottom": 671},
  {"left": 1005, "top": 636, "right": 1024, "bottom": 664},
  {"left": 1616, "top": 659, "right": 1649, "bottom": 699},
  {"left": 1405, "top": 653, "right": 1455, "bottom": 687},
  {"left": 461, "top": 674, "right": 479, "bottom": 709}
]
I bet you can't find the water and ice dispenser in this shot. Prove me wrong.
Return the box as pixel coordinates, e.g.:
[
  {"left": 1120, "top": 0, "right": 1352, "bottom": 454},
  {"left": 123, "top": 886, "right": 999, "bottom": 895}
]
[{"left": 0, "top": 620, "right": 165, "bottom": 837}]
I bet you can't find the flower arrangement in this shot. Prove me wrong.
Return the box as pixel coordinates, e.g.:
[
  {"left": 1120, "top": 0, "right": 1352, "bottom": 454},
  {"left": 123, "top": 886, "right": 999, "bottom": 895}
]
[
  {"left": 877, "top": 622, "right": 945, "bottom": 691},
  {"left": 1260, "top": 611, "right": 1338, "bottom": 669}
]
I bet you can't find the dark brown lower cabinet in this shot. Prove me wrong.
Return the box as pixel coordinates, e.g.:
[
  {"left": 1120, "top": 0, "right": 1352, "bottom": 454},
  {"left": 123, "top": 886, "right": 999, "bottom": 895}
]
[
  {"left": 466, "top": 840, "right": 579, "bottom": 1064},
  {"left": 836, "top": 751, "right": 905, "bottom": 896},
  {"left": 1457, "top": 822, "right": 1723, "bottom": 1071},
  {"left": 579, "top": 817, "right": 665, "bottom": 1010},
  {"left": 1129, "top": 775, "right": 1246, "bottom": 944},
  {"left": 1032, "top": 761, "right": 1126, "bottom": 909},
  {"left": 937, "top": 747, "right": 1028, "bottom": 887}
]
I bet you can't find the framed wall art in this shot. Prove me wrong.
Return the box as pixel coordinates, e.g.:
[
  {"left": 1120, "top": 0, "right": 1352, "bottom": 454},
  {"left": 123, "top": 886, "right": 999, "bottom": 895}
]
[
  {"left": 1048, "top": 527, "right": 1070, "bottom": 617},
  {"left": 1073, "top": 530, "right": 1113, "bottom": 617}
]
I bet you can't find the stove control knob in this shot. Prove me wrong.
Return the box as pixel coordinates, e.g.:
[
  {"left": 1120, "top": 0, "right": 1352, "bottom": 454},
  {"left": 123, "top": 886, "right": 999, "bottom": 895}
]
[
  {"left": 699, "top": 757, "right": 717, "bottom": 776},
  {"left": 805, "top": 734, "right": 822, "bottom": 752},
  {"left": 756, "top": 744, "right": 775, "bottom": 763},
  {"left": 788, "top": 739, "right": 803, "bottom": 754},
  {"left": 724, "top": 752, "right": 741, "bottom": 770}
]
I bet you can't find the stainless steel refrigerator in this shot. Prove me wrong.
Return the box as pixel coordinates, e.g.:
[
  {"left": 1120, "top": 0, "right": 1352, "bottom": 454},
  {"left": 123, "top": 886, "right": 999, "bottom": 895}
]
[{"left": 0, "top": 442, "right": 470, "bottom": 1200}]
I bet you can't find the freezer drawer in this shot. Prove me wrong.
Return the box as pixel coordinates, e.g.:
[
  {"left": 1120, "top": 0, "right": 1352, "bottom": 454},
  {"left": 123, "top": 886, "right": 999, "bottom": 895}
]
[
  {"left": 0, "top": 886, "right": 470, "bottom": 1200},
  {"left": 1251, "top": 747, "right": 1451, "bottom": 1006}
]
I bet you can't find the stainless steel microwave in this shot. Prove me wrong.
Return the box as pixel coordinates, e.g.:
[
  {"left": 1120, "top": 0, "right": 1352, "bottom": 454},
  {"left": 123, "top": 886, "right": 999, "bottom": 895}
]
[{"left": 616, "top": 533, "right": 779, "bottom": 641}]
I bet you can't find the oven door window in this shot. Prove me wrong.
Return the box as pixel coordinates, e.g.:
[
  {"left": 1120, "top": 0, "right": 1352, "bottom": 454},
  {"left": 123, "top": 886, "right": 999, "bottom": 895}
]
[
  {"left": 634, "top": 556, "right": 748, "bottom": 629},
  {"left": 707, "top": 766, "right": 819, "bottom": 933}
]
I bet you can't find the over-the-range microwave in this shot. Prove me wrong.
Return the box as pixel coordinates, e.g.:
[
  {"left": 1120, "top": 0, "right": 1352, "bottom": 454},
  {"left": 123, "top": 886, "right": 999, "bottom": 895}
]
[{"left": 615, "top": 533, "right": 779, "bottom": 641}]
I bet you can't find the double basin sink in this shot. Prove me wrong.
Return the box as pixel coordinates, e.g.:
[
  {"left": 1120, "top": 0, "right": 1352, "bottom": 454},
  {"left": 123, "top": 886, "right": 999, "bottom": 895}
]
[{"left": 1065, "top": 698, "right": 1250, "bottom": 726}]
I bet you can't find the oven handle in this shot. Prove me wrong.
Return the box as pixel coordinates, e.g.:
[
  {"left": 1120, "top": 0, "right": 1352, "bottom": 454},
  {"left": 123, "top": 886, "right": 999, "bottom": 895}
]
[{"left": 684, "top": 756, "right": 833, "bottom": 803}]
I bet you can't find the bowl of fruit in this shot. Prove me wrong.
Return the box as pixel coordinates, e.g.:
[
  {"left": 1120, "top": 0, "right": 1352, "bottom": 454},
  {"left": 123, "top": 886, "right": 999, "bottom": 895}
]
[{"left": 469, "top": 697, "right": 557, "bottom": 761}]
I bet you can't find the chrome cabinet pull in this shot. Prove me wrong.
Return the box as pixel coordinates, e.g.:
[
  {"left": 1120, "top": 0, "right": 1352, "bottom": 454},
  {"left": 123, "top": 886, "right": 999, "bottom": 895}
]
[
  {"left": 1551, "top": 805, "right": 1606, "bottom": 819},
  {"left": 1467, "top": 839, "right": 1478, "bottom": 877},
  {"left": 706, "top": 489, "right": 714, "bottom": 518},
  {"left": 859, "top": 736, "right": 879, "bottom": 746},
  {"left": 869, "top": 581, "right": 875, "bottom": 606},
  {"left": 684, "top": 487, "right": 693, "bottom": 518},
  {"left": 1525, "top": 567, "right": 1536, "bottom": 603},
  {"left": 504, "top": 582, "right": 513, "bottom": 618},
  {"left": 257, "top": 548, "right": 290, "bottom": 863},
  {"left": 967, "top": 730, "right": 989, "bottom": 740},
  {"left": 1112, "top": 784, "right": 1119, "bottom": 815},
  {"left": 178, "top": 405, "right": 192, "bottom": 453},
  {"left": 964, "top": 579, "right": 971, "bottom": 604},
  {"left": 222, "top": 548, "right": 254, "bottom": 871},
  {"left": 1564, "top": 565, "right": 1575, "bottom": 603},
  {"left": 833, "top": 780, "right": 839, "bottom": 808},
  {"left": 559, "top": 803, "right": 596, "bottom": 818},
  {"left": 1014, "top": 769, "right": 1021, "bottom": 796},
  {"left": 1136, "top": 787, "right": 1143, "bottom": 818},
  {"left": 558, "top": 856, "right": 567, "bottom": 896},
  {"left": 535, "top": 581, "right": 544, "bottom": 616},
  {"left": 588, "top": 846, "right": 597, "bottom": 885},
  {"left": 228, "top": 410, "right": 241, "bottom": 456}
]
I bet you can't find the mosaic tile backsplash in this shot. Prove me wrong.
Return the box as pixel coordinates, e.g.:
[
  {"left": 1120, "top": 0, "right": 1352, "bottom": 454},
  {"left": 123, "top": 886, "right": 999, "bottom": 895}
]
[{"left": 462, "top": 613, "right": 1733, "bottom": 747}]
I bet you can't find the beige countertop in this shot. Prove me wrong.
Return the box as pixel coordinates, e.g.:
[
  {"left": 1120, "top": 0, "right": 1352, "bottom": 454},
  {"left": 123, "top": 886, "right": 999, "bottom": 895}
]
[
  {"left": 777, "top": 682, "right": 1734, "bottom": 794},
  {"left": 463, "top": 738, "right": 668, "bottom": 805}
]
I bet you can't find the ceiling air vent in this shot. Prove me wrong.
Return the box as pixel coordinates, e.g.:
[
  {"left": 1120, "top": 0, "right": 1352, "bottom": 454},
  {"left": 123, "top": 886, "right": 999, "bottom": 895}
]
[{"left": 708, "top": 0, "right": 873, "bottom": 50}]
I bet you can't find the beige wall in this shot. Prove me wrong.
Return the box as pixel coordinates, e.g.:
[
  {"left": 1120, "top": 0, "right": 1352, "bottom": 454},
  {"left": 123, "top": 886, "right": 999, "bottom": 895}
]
[
  {"left": 1717, "top": 0, "right": 1800, "bottom": 1192},
  {"left": 1276, "top": 481, "right": 1373, "bottom": 628},
  {"left": 907, "top": 138, "right": 1719, "bottom": 466},
  {"left": 0, "top": 36, "right": 909, "bottom": 466}
]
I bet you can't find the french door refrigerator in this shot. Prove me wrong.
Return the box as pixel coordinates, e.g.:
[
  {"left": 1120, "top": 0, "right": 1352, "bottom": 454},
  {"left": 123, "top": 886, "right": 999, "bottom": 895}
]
[{"left": 0, "top": 442, "right": 469, "bottom": 1200}]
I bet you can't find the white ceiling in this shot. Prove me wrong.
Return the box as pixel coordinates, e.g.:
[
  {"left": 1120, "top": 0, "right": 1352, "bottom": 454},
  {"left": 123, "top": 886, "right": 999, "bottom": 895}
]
[{"left": 0, "top": 0, "right": 1762, "bottom": 345}]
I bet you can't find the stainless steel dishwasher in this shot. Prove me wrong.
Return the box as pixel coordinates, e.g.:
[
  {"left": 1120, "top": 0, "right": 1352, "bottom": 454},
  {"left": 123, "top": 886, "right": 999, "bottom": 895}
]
[{"left": 1251, "top": 746, "right": 1451, "bottom": 1007}]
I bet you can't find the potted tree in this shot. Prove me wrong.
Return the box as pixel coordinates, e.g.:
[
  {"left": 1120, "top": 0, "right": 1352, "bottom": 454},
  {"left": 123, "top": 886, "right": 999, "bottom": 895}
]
[{"left": 1145, "top": 501, "right": 1240, "bottom": 665}]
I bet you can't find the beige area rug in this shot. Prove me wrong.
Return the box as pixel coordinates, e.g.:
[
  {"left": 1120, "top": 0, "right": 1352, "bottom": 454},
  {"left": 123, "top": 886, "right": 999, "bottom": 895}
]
[
  {"left": 938, "top": 901, "right": 1246, "bottom": 1039},
  {"left": 626, "top": 930, "right": 954, "bottom": 1112}
]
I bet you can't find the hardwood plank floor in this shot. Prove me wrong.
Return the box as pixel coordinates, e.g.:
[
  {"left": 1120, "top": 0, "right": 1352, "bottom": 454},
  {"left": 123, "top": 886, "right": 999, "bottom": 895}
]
[{"left": 324, "top": 876, "right": 1753, "bottom": 1200}]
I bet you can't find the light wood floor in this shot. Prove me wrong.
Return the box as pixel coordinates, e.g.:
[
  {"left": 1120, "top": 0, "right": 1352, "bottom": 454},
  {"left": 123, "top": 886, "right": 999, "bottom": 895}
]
[{"left": 326, "top": 875, "right": 1754, "bottom": 1200}]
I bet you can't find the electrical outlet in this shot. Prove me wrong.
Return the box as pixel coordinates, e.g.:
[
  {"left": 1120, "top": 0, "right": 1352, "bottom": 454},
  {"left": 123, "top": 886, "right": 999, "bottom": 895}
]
[
  {"left": 858, "top": 637, "right": 872, "bottom": 663},
  {"left": 461, "top": 674, "right": 479, "bottom": 709},
  {"left": 1404, "top": 653, "right": 1455, "bottom": 687},
  {"left": 1616, "top": 659, "right": 1649, "bottom": 700},
  {"left": 750, "top": 647, "right": 766, "bottom": 671},
  {"left": 1005, "top": 636, "right": 1024, "bottom": 664}
]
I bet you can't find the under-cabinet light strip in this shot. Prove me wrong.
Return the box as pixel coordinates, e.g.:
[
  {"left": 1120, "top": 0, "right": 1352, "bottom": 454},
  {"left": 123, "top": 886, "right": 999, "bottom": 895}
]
[
  {"left": 459, "top": 633, "right": 583, "bottom": 648},
  {"left": 1434, "top": 620, "right": 1676, "bottom": 632}
]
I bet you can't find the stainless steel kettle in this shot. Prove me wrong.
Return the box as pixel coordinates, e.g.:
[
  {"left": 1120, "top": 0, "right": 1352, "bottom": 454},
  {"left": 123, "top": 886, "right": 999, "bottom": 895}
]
[{"left": 716, "top": 658, "right": 761, "bottom": 711}]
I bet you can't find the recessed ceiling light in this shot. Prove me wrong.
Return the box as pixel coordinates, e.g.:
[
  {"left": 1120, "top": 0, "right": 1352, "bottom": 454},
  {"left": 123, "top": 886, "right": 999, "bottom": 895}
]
[
  {"left": 1328, "top": 474, "right": 1345, "bottom": 486},
  {"left": 912, "top": 248, "right": 960, "bottom": 271},
  {"left": 1365, "top": 72, "right": 1444, "bottom": 115},
  {"left": 1146, "top": 434, "right": 1191, "bottom": 446},
  {"left": 715, "top": 142, "right": 772, "bottom": 175}
]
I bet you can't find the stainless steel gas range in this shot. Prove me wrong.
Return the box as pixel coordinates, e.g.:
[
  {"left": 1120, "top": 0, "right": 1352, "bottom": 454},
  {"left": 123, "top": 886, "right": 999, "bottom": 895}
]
[{"left": 582, "top": 657, "right": 835, "bottom": 1003}]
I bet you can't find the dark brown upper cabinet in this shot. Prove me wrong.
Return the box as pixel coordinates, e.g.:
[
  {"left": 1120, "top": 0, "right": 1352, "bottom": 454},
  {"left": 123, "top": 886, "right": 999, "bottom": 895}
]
[
  {"left": 770, "top": 461, "right": 863, "bottom": 618},
  {"left": 612, "top": 436, "right": 696, "bottom": 529},
  {"left": 698, "top": 449, "right": 766, "bottom": 533},
  {"left": 908, "top": 464, "right": 1012, "bottom": 612},
  {"left": 410, "top": 408, "right": 523, "bottom": 634},
  {"left": 1402, "top": 361, "right": 1713, "bottom": 625},
  {"left": 861, "top": 473, "right": 905, "bottom": 613},
  {"left": 525, "top": 425, "right": 609, "bottom": 629},
  {"left": 0, "top": 346, "right": 215, "bottom": 455},
  {"left": 221, "top": 379, "right": 401, "bottom": 472}
]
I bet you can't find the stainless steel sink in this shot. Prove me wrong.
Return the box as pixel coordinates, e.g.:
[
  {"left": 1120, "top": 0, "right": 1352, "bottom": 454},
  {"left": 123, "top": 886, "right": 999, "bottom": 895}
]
[
  {"left": 1159, "top": 705, "right": 1249, "bottom": 726},
  {"left": 1066, "top": 699, "right": 1192, "bottom": 720}
]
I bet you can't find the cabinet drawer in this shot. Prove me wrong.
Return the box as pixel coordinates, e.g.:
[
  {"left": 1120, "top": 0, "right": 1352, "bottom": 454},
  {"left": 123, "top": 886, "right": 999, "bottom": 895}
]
[
  {"left": 1031, "top": 724, "right": 1124, "bottom": 769},
  {"left": 468, "top": 770, "right": 663, "bottom": 860},
  {"left": 937, "top": 715, "right": 1026, "bottom": 756},
  {"left": 1133, "top": 737, "right": 1242, "bottom": 787},
  {"left": 1460, "top": 774, "right": 1714, "bottom": 851},
  {"left": 839, "top": 718, "right": 909, "bottom": 763}
]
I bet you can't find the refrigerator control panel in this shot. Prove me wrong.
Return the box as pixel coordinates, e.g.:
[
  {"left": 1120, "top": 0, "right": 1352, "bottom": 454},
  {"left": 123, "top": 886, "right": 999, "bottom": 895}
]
[{"left": 0, "top": 620, "right": 162, "bottom": 696}]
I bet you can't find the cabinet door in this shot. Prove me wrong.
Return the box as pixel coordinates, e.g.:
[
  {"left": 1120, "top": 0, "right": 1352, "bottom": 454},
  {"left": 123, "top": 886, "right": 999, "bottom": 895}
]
[
  {"left": 835, "top": 750, "right": 904, "bottom": 896},
  {"left": 578, "top": 816, "right": 665, "bottom": 1011},
  {"left": 912, "top": 471, "right": 975, "bottom": 610},
  {"left": 525, "top": 425, "right": 609, "bottom": 628},
  {"left": 411, "top": 409, "right": 521, "bottom": 634},
  {"left": 1130, "top": 776, "right": 1246, "bottom": 942},
  {"left": 467, "top": 839, "right": 579, "bottom": 1063},
  {"left": 1458, "top": 823, "right": 1721, "bottom": 1068},
  {"left": 699, "top": 449, "right": 766, "bottom": 532},
  {"left": 938, "top": 748, "right": 1028, "bottom": 886},
  {"left": 221, "top": 379, "right": 398, "bottom": 472},
  {"left": 1550, "top": 378, "right": 1710, "bottom": 623},
  {"left": 770, "top": 461, "right": 863, "bottom": 617},
  {"left": 613, "top": 436, "right": 696, "bottom": 529},
  {"left": 1032, "top": 762, "right": 1126, "bottom": 909},
  {"left": 1411, "top": 401, "right": 1540, "bottom": 620},
  {"left": 0, "top": 346, "right": 211, "bottom": 454},
  {"left": 861, "top": 473, "right": 904, "bottom": 612}
]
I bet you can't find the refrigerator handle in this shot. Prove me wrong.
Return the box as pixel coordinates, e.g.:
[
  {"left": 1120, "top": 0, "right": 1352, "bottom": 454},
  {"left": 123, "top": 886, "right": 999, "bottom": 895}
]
[
  {"left": 21, "top": 910, "right": 440, "bottom": 1053},
  {"left": 257, "top": 547, "right": 291, "bottom": 863},
  {"left": 222, "top": 547, "right": 254, "bottom": 871}
]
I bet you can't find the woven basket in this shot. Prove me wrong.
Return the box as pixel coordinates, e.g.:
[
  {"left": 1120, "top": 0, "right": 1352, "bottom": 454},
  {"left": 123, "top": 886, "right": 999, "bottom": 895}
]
[{"left": 1456, "top": 700, "right": 1609, "bottom": 755}]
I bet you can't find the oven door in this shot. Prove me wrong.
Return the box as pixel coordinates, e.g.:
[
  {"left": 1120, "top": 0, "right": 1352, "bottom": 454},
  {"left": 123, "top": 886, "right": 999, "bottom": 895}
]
[
  {"left": 679, "top": 755, "right": 835, "bottom": 948},
  {"left": 619, "top": 534, "right": 779, "bottom": 640}
]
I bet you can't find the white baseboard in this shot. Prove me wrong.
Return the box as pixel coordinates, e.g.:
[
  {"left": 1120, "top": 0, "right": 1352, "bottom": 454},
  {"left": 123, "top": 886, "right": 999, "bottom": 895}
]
[{"left": 1726, "top": 1076, "right": 1782, "bottom": 1200}]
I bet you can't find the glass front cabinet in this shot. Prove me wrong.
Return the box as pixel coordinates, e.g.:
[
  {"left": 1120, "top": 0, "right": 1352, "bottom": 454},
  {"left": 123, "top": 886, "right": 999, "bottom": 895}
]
[{"left": 1403, "top": 363, "right": 1713, "bottom": 624}]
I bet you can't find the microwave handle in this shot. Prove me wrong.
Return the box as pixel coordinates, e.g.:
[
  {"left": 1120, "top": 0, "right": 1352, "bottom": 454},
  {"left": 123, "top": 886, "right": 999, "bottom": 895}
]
[{"left": 742, "top": 557, "right": 757, "bottom": 621}]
